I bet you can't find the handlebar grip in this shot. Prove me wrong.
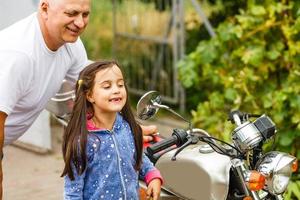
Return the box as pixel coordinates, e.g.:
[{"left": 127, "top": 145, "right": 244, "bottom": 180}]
[
  {"left": 147, "top": 135, "right": 178, "bottom": 155},
  {"left": 146, "top": 129, "right": 188, "bottom": 155}
]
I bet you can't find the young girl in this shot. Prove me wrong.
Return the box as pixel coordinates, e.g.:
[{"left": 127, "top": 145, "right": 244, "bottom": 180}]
[{"left": 61, "top": 61, "right": 163, "bottom": 200}]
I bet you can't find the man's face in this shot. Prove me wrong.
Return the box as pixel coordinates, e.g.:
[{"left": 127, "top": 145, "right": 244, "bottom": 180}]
[{"left": 43, "top": 0, "right": 91, "bottom": 50}]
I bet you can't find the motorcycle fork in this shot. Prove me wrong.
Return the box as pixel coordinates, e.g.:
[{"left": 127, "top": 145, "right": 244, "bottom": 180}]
[{"left": 231, "top": 159, "right": 261, "bottom": 200}]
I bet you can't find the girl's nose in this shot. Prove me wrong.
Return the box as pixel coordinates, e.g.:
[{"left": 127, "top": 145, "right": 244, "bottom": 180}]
[{"left": 112, "top": 85, "right": 121, "bottom": 93}]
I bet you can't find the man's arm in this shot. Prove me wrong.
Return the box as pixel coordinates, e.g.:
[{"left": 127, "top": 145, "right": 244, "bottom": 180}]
[{"left": 0, "top": 111, "right": 7, "bottom": 200}]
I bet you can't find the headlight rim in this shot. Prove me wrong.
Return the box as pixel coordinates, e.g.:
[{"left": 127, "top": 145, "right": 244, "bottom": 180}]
[{"left": 255, "top": 151, "right": 296, "bottom": 195}]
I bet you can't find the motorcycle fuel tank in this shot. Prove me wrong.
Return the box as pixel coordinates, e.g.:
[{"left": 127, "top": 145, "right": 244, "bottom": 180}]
[{"left": 155, "top": 144, "right": 231, "bottom": 200}]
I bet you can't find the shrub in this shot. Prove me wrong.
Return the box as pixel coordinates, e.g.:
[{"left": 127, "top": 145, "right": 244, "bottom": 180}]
[{"left": 178, "top": 1, "right": 300, "bottom": 198}]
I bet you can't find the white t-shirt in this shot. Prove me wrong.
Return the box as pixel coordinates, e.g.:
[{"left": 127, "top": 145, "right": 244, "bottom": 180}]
[{"left": 0, "top": 13, "right": 88, "bottom": 145}]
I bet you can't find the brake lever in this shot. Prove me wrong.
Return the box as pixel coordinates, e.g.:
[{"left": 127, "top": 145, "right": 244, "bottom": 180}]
[{"left": 171, "top": 135, "right": 199, "bottom": 161}]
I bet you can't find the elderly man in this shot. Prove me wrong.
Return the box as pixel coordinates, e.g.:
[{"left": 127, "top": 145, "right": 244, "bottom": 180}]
[{"left": 0, "top": 0, "right": 156, "bottom": 198}]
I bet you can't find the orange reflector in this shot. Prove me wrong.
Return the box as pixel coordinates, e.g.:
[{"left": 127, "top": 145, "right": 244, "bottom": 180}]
[
  {"left": 243, "top": 196, "right": 253, "bottom": 200},
  {"left": 292, "top": 160, "right": 298, "bottom": 172},
  {"left": 247, "top": 170, "right": 265, "bottom": 191}
]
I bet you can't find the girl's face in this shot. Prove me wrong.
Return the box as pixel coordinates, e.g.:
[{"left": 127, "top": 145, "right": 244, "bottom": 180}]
[{"left": 87, "top": 65, "right": 127, "bottom": 114}]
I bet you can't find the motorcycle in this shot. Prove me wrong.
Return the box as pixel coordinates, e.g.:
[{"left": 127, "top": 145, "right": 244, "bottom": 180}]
[{"left": 137, "top": 91, "right": 298, "bottom": 200}]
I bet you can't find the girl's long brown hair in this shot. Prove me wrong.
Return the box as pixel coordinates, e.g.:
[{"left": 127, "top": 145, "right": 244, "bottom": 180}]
[{"left": 61, "top": 60, "right": 143, "bottom": 180}]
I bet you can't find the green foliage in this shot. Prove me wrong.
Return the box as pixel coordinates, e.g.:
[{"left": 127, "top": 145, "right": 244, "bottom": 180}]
[
  {"left": 184, "top": 0, "right": 247, "bottom": 54},
  {"left": 178, "top": 1, "right": 300, "bottom": 198},
  {"left": 285, "top": 180, "right": 300, "bottom": 200},
  {"left": 81, "top": 0, "right": 113, "bottom": 60}
]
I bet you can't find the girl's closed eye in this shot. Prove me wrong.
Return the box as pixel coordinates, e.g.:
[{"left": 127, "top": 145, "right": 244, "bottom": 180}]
[
  {"left": 118, "top": 81, "right": 124, "bottom": 88},
  {"left": 101, "top": 83, "right": 111, "bottom": 89}
]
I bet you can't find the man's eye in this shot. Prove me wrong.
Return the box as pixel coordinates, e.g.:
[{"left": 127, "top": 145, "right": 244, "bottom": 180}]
[
  {"left": 82, "top": 12, "right": 90, "bottom": 18},
  {"left": 65, "top": 12, "right": 77, "bottom": 17}
]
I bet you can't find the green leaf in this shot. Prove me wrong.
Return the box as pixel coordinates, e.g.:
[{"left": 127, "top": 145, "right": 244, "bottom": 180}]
[
  {"left": 236, "top": 15, "right": 256, "bottom": 29},
  {"left": 250, "top": 6, "right": 266, "bottom": 16},
  {"left": 279, "top": 131, "right": 295, "bottom": 146},
  {"left": 290, "top": 95, "right": 300, "bottom": 109},
  {"left": 297, "top": 8, "right": 300, "bottom": 17},
  {"left": 262, "top": 93, "right": 273, "bottom": 108},
  {"left": 274, "top": 41, "right": 285, "bottom": 51},
  {"left": 274, "top": 91, "right": 288, "bottom": 103},
  {"left": 195, "top": 41, "right": 218, "bottom": 64},
  {"left": 289, "top": 181, "right": 300, "bottom": 199},
  {"left": 266, "top": 50, "right": 280, "bottom": 60},
  {"left": 241, "top": 46, "right": 264, "bottom": 66},
  {"left": 224, "top": 88, "right": 238, "bottom": 102},
  {"left": 297, "top": 151, "right": 300, "bottom": 160},
  {"left": 291, "top": 114, "right": 300, "bottom": 124},
  {"left": 292, "top": 18, "right": 300, "bottom": 32},
  {"left": 177, "top": 59, "right": 199, "bottom": 88},
  {"left": 217, "top": 22, "right": 238, "bottom": 42},
  {"left": 209, "top": 92, "right": 224, "bottom": 109}
]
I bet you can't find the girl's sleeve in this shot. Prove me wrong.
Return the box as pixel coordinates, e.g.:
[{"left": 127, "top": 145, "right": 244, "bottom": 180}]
[
  {"left": 64, "top": 163, "right": 86, "bottom": 200},
  {"left": 139, "top": 153, "right": 164, "bottom": 186}
]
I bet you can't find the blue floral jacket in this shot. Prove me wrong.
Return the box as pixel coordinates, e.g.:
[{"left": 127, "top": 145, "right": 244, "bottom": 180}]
[{"left": 64, "top": 113, "right": 162, "bottom": 200}]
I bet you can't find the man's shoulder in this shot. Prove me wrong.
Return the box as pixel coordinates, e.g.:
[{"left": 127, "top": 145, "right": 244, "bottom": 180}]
[
  {"left": 0, "top": 13, "right": 37, "bottom": 53},
  {"left": 62, "top": 38, "right": 87, "bottom": 67}
]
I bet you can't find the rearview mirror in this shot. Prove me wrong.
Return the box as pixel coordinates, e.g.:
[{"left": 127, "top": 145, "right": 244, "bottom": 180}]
[{"left": 136, "top": 91, "right": 161, "bottom": 120}]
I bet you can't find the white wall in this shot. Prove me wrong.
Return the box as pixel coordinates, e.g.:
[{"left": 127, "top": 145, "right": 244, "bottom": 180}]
[
  {"left": 0, "top": 0, "right": 52, "bottom": 152},
  {"left": 0, "top": 0, "right": 38, "bottom": 29}
]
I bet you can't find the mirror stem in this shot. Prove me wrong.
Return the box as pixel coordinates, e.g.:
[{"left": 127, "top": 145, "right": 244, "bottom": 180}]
[{"left": 152, "top": 102, "right": 192, "bottom": 131}]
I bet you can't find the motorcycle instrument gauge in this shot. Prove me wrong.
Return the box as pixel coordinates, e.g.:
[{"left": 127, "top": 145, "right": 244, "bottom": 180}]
[{"left": 232, "top": 121, "right": 263, "bottom": 152}]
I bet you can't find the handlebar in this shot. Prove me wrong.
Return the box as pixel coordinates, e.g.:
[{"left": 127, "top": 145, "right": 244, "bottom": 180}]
[
  {"left": 228, "top": 110, "right": 261, "bottom": 125},
  {"left": 146, "top": 127, "right": 241, "bottom": 162},
  {"left": 146, "top": 129, "right": 188, "bottom": 155}
]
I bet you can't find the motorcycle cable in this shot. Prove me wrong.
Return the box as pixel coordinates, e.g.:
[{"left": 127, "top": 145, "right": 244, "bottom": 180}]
[
  {"left": 169, "top": 133, "right": 243, "bottom": 161},
  {"left": 199, "top": 135, "right": 244, "bottom": 159},
  {"left": 251, "top": 141, "right": 264, "bottom": 168}
]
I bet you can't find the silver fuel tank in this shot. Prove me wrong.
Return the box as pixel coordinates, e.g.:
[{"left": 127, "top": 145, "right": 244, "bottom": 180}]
[{"left": 155, "top": 144, "right": 231, "bottom": 200}]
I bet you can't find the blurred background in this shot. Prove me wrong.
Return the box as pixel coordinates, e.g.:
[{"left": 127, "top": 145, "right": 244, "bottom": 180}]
[{"left": 1, "top": 0, "right": 300, "bottom": 199}]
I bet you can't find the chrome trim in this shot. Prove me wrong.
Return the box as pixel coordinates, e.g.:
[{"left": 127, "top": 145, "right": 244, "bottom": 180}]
[{"left": 255, "top": 151, "right": 296, "bottom": 195}]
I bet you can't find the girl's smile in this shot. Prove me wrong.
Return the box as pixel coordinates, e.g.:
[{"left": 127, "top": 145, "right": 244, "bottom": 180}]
[{"left": 109, "top": 97, "right": 122, "bottom": 102}]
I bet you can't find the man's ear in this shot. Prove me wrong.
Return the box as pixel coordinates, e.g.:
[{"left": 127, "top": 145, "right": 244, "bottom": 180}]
[{"left": 39, "top": 1, "right": 49, "bottom": 19}]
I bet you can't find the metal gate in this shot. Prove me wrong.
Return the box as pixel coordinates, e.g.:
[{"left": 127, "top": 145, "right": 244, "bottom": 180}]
[{"left": 112, "top": 0, "right": 215, "bottom": 111}]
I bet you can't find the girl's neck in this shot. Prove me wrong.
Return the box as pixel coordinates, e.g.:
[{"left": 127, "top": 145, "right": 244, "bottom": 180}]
[{"left": 92, "top": 112, "right": 117, "bottom": 131}]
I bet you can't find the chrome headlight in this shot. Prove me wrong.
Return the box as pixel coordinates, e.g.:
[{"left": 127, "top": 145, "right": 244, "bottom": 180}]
[{"left": 255, "top": 151, "right": 296, "bottom": 195}]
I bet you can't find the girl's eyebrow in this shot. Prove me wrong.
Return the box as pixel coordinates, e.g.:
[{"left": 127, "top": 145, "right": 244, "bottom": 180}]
[{"left": 96, "top": 78, "right": 124, "bottom": 84}]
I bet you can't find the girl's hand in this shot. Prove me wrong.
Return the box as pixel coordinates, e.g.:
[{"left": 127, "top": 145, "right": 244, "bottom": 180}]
[
  {"left": 140, "top": 125, "right": 158, "bottom": 142},
  {"left": 146, "top": 178, "right": 162, "bottom": 200}
]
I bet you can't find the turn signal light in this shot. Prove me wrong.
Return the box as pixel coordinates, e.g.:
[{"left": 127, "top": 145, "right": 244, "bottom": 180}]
[
  {"left": 243, "top": 197, "right": 253, "bottom": 200},
  {"left": 247, "top": 170, "right": 265, "bottom": 191},
  {"left": 292, "top": 160, "right": 298, "bottom": 172}
]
